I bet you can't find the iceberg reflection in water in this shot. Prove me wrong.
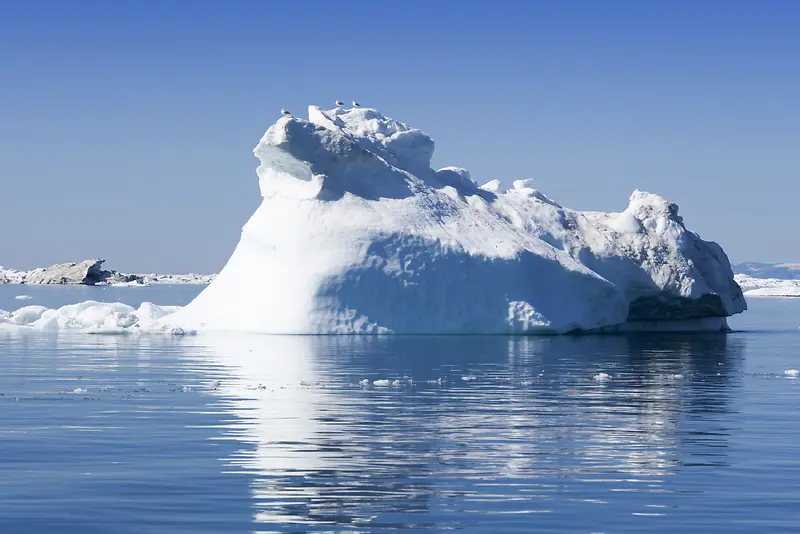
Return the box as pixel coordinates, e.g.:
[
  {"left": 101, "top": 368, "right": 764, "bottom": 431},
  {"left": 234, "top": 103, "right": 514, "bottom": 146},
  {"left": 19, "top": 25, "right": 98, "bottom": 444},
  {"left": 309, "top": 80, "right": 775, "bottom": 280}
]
[
  {"left": 191, "top": 333, "right": 745, "bottom": 532},
  {"left": 5, "top": 318, "right": 800, "bottom": 533}
]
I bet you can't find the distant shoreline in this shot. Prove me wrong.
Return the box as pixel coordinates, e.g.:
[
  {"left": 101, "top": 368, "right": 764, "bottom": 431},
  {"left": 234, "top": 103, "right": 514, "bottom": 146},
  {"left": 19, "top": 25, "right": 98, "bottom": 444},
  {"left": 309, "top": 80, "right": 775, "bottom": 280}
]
[{"left": 1, "top": 259, "right": 215, "bottom": 286}]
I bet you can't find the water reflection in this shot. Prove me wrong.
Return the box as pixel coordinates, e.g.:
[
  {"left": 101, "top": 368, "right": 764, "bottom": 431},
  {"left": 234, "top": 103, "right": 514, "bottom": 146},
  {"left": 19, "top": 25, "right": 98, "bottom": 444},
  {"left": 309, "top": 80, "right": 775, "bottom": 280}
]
[{"left": 190, "top": 333, "right": 743, "bottom": 531}]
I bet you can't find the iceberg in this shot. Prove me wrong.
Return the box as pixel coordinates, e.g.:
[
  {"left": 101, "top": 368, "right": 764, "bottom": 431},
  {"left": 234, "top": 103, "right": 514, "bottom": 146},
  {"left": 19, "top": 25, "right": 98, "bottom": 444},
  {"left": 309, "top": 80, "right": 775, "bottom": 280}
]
[
  {"left": 155, "top": 105, "right": 746, "bottom": 334},
  {"left": 0, "top": 265, "right": 26, "bottom": 284},
  {"left": 735, "top": 274, "right": 800, "bottom": 297},
  {"left": 0, "top": 106, "right": 746, "bottom": 335}
]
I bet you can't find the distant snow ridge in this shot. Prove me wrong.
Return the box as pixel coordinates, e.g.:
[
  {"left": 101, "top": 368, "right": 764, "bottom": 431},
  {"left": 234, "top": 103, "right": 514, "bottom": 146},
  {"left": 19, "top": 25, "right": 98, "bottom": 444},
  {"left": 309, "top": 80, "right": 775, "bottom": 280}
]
[
  {"left": 0, "top": 259, "right": 215, "bottom": 286},
  {"left": 735, "top": 274, "right": 800, "bottom": 298},
  {"left": 153, "top": 104, "right": 746, "bottom": 334},
  {"left": 733, "top": 262, "right": 800, "bottom": 280}
]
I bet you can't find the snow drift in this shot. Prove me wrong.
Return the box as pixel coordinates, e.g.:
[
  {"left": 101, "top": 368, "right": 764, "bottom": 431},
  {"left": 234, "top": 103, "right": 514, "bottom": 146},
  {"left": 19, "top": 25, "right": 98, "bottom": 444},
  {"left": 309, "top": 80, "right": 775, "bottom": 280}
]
[
  {"left": 153, "top": 105, "right": 746, "bottom": 334},
  {"left": 735, "top": 274, "right": 800, "bottom": 297},
  {"left": 0, "top": 301, "right": 184, "bottom": 334}
]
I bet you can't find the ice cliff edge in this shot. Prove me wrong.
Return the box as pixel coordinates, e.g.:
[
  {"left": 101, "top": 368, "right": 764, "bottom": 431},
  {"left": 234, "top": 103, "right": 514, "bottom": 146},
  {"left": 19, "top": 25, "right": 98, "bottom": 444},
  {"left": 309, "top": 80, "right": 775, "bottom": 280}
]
[{"left": 166, "top": 105, "right": 746, "bottom": 334}]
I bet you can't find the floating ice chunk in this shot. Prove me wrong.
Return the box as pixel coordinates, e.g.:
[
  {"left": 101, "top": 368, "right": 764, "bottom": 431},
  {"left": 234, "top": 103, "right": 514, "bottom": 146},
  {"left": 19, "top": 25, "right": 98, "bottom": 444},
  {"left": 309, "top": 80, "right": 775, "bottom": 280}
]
[
  {"left": 392, "top": 379, "right": 402, "bottom": 387},
  {"left": 0, "top": 300, "right": 184, "bottom": 334},
  {"left": 373, "top": 379, "right": 391, "bottom": 387},
  {"left": 784, "top": 369, "right": 799, "bottom": 377},
  {"left": 8, "top": 305, "right": 49, "bottom": 325},
  {"left": 593, "top": 373, "right": 611, "bottom": 381},
  {"left": 667, "top": 374, "right": 684, "bottom": 380},
  {"left": 209, "top": 380, "right": 221, "bottom": 389},
  {"left": 358, "top": 379, "right": 370, "bottom": 387},
  {"left": 461, "top": 376, "right": 477, "bottom": 381},
  {"left": 73, "top": 388, "right": 88, "bottom": 394},
  {"left": 14, "top": 295, "right": 33, "bottom": 300}
]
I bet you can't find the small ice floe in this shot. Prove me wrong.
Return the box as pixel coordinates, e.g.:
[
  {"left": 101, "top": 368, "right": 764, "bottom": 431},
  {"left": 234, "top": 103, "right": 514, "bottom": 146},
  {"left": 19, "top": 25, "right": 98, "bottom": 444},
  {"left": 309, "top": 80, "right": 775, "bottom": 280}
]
[
  {"left": 14, "top": 295, "right": 33, "bottom": 300},
  {"left": 209, "top": 380, "right": 221, "bottom": 389},
  {"left": 358, "top": 379, "right": 370, "bottom": 387},
  {"left": 784, "top": 369, "right": 799, "bottom": 377},
  {"left": 373, "top": 379, "right": 391, "bottom": 387},
  {"left": 392, "top": 379, "right": 402, "bottom": 387},
  {"left": 593, "top": 373, "right": 611, "bottom": 381},
  {"left": 182, "top": 386, "right": 193, "bottom": 392},
  {"left": 73, "top": 388, "right": 88, "bottom": 394},
  {"left": 425, "top": 378, "right": 444, "bottom": 385},
  {"left": 461, "top": 375, "right": 477, "bottom": 381},
  {"left": 666, "top": 374, "right": 684, "bottom": 380}
]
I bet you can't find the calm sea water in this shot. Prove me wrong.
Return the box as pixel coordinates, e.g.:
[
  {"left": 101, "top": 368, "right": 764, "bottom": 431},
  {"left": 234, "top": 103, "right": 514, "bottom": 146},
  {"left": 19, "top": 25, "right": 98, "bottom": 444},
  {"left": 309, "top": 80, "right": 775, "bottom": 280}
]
[{"left": 1, "top": 285, "right": 799, "bottom": 533}]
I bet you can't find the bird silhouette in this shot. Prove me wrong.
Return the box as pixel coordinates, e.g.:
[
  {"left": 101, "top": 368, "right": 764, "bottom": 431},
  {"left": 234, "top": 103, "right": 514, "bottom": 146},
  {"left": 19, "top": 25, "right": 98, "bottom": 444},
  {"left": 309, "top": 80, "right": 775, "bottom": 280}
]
[
  {"left": 281, "top": 108, "right": 291, "bottom": 116},
  {"left": 335, "top": 100, "right": 344, "bottom": 107},
  {"left": 352, "top": 100, "right": 361, "bottom": 107}
]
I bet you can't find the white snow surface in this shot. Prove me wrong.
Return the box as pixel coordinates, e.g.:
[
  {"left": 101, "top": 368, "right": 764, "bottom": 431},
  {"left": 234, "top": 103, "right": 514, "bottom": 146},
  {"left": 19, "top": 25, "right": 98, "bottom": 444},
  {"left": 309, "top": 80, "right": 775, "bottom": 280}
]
[
  {"left": 0, "top": 301, "right": 184, "bottom": 334},
  {"left": 735, "top": 274, "right": 800, "bottom": 297},
  {"left": 130, "top": 273, "right": 217, "bottom": 285},
  {"left": 0, "top": 266, "right": 26, "bottom": 284},
  {"left": 156, "top": 105, "right": 745, "bottom": 334}
]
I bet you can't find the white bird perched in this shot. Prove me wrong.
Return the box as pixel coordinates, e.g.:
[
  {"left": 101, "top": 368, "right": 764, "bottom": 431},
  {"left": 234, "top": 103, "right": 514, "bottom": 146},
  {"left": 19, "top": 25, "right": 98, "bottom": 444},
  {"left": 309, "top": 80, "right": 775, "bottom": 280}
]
[
  {"left": 335, "top": 100, "right": 344, "bottom": 107},
  {"left": 352, "top": 100, "right": 361, "bottom": 107},
  {"left": 281, "top": 108, "right": 291, "bottom": 116}
]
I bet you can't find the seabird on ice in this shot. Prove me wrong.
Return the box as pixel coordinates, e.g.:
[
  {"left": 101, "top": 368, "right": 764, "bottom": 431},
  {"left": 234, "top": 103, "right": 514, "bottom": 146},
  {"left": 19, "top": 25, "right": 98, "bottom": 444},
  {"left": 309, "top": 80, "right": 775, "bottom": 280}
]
[
  {"left": 352, "top": 100, "right": 361, "bottom": 107},
  {"left": 281, "top": 108, "right": 291, "bottom": 116},
  {"left": 335, "top": 100, "right": 344, "bottom": 106}
]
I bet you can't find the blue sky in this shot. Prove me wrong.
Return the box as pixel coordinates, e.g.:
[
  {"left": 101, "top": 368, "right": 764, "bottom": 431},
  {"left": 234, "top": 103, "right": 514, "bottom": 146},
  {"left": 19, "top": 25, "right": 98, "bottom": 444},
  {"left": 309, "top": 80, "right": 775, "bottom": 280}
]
[{"left": 1, "top": 0, "right": 798, "bottom": 273}]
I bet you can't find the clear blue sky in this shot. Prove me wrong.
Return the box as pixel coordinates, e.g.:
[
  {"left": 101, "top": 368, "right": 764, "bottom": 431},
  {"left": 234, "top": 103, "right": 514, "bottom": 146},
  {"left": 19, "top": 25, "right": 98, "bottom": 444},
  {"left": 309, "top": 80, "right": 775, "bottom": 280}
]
[{"left": 1, "top": 0, "right": 798, "bottom": 273}]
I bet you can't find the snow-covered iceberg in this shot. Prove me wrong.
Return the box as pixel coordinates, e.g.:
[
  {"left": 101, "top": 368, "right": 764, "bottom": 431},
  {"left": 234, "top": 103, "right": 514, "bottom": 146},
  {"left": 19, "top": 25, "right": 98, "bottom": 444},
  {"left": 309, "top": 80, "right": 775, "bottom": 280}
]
[
  {"left": 735, "top": 274, "right": 800, "bottom": 297},
  {"left": 155, "top": 105, "right": 746, "bottom": 334}
]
